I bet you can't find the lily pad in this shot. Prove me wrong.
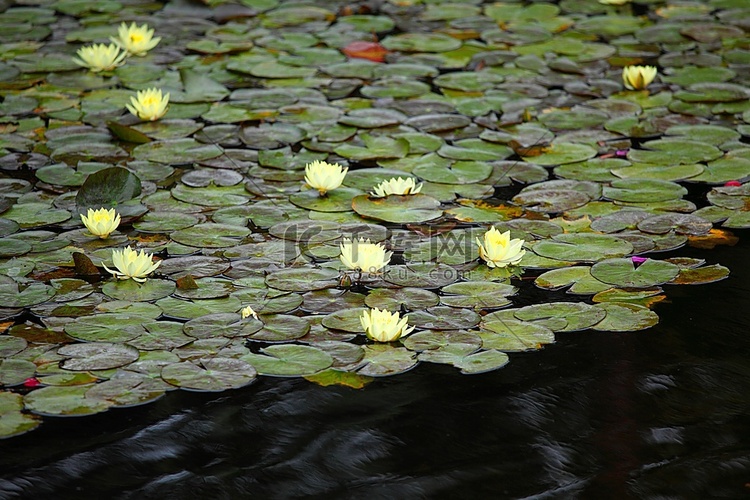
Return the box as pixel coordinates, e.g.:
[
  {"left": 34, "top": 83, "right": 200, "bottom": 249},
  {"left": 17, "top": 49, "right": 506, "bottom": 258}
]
[
  {"left": 161, "top": 358, "right": 257, "bottom": 392},
  {"left": 453, "top": 350, "right": 510, "bottom": 375},
  {"left": 591, "top": 303, "right": 659, "bottom": 332},
  {"left": 514, "top": 302, "right": 607, "bottom": 332},
  {"left": 352, "top": 194, "right": 443, "bottom": 224},
  {"left": 532, "top": 234, "right": 633, "bottom": 263},
  {"left": 479, "top": 319, "right": 555, "bottom": 352},
  {"left": 58, "top": 343, "right": 139, "bottom": 371},
  {"left": 240, "top": 344, "right": 332, "bottom": 377},
  {"left": 24, "top": 385, "right": 112, "bottom": 416},
  {"left": 407, "top": 306, "right": 480, "bottom": 330},
  {"left": 0, "top": 392, "right": 40, "bottom": 438},
  {"left": 590, "top": 258, "right": 681, "bottom": 288},
  {"left": 357, "top": 345, "right": 417, "bottom": 377},
  {"left": 102, "top": 279, "right": 176, "bottom": 302}
]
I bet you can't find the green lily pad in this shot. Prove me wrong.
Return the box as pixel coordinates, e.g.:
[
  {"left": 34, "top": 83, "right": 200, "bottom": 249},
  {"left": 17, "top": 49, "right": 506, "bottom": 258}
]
[
  {"left": 440, "top": 281, "right": 517, "bottom": 309},
  {"left": 24, "top": 385, "right": 112, "bottom": 417},
  {"left": 58, "top": 342, "right": 139, "bottom": 371},
  {"left": 384, "top": 263, "right": 460, "bottom": 288},
  {"left": 321, "top": 308, "right": 367, "bottom": 334},
  {"left": 590, "top": 258, "right": 681, "bottom": 288},
  {"left": 156, "top": 296, "right": 242, "bottom": 321},
  {"left": 171, "top": 223, "right": 251, "bottom": 248},
  {"left": 241, "top": 344, "right": 333, "bottom": 377},
  {"left": 453, "top": 350, "right": 510, "bottom": 375},
  {"left": 637, "top": 213, "right": 713, "bottom": 235},
  {"left": 352, "top": 194, "right": 442, "bottom": 223},
  {"left": 0, "top": 392, "right": 40, "bottom": 438},
  {"left": 402, "top": 330, "right": 481, "bottom": 356},
  {"left": 534, "top": 266, "right": 612, "bottom": 295},
  {"left": 183, "top": 313, "right": 262, "bottom": 339},
  {"left": 247, "top": 314, "right": 310, "bottom": 342},
  {"left": 591, "top": 303, "right": 659, "bottom": 332},
  {"left": 265, "top": 267, "right": 339, "bottom": 292},
  {"left": 532, "top": 233, "right": 633, "bottom": 263},
  {"left": 0, "top": 358, "right": 36, "bottom": 386},
  {"left": 0, "top": 280, "right": 55, "bottom": 307},
  {"left": 514, "top": 302, "right": 607, "bottom": 332},
  {"left": 334, "top": 134, "right": 409, "bottom": 161},
  {"left": 85, "top": 371, "right": 169, "bottom": 407},
  {"left": 603, "top": 179, "right": 688, "bottom": 203},
  {"left": 161, "top": 358, "right": 257, "bottom": 391},
  {"left": 128, "top": 321, "right": 194, "bottom": 351},
  {"left": 627, "top": 139, "right": 723, "bottom": 165},
  {"left": 63, "top": 313, "right": 145, "bottom": 342},
  {"left": 132, "top": 139, "right": 223, "bottom": 164},
  {"left": 413, "top": 160, "right": 493, "bottom": 184},
  {"left": 523, "top": 142, "right": 597, "bottom": 166},
  {"left": 381, "top": 33, "right": 462, "bottom": 53},
  {"left": 357, "top": 345, "right": 417, "bottom": 377},
  {"left": 407, "top": 306, "right": 480, "bottom": 330},
  {"left": 289, "top": 188, "right": 361, "bottom": 213},
  {"left": 479, "top": 319, "right": 555, "bottom": 352},
  {"left": 2, "top": 202, "right": 71, "bottom": 228},
  {"left": 75, "top": 166, "right": 142, "bottom": 211},
  {"left": 363, "top": 287, "right": 440, "bottom": 311},
  {"left": 101, "top": 279, "right": 176, "bottom": 302}
]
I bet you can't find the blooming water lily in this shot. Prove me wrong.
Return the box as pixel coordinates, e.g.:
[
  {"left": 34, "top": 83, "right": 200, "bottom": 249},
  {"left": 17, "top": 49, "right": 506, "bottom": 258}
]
[
  {"left": 111, "top": 22, "right": 161, "bottom": 56},
  {"left": 72, "top": 43, "right": 126, "bottom": 72},
  {"left": 103, "top": 247, "right": 161, "bottom": 282},
  {"left": 340, "top": 238, "right": 392, "bottom": 273},
  {"left": 80, "top": 207, "right": 120, "bottom": 239},
  {"left": 304, "top": 160, "right": 347, "bottom": 195},
  {"left": 126, "top": 88, "right": 170, "bottom": 121},
  {"left": 241, "top": 305, "right": 259, "bottom": 320},
  {"left": 371, "top": 177, "right": 423, "bottom": 197},
  {"left": 476, "top": 227, "right": 526, "bottom": 268},
  {"left": 360, "top": 308, "right": 414, "bottom": 342},
  {"left": 622, "top": 65, "right": 657, "bottom": 90}
]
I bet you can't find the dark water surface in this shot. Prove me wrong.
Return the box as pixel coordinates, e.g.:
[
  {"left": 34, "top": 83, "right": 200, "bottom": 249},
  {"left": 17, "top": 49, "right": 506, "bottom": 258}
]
[{"left": 1, "top": 237, "right": 749, "bottom": 499}]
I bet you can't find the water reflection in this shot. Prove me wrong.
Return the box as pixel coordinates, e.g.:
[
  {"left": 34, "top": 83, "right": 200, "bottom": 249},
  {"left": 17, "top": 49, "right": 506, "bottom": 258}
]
[{"left": 1, "top": 241, "right": 750, "bottom": 498}]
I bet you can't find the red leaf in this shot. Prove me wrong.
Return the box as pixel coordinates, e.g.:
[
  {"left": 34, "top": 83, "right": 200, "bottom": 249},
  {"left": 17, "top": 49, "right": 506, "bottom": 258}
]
[{"left": 342, "top": 41, "right": 388, "bottom": 62}]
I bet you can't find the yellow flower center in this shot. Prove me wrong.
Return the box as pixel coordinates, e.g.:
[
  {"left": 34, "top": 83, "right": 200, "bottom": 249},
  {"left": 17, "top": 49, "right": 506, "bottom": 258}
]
[
  {"left": 130, "top": 33, "right": 144, "bottom": 43},
  {"left": 142, "top": 96, "right": 158, "bottom": 106}
]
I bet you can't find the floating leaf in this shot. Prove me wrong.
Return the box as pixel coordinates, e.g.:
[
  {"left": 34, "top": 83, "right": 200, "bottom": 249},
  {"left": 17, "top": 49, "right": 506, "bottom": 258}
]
[
  {"left": 241, "top": 344, "right": 332, "bottom": 377},
  {"left": 75, "top": 167, "right": 142, "bottom": 211},
  {"left": 591, "top": 303, "right": 659, "bottom": 332},
  {"left": 24, "top": 385, "right": 112, "bottom": 417},
  {"left": 161, "top": 358, "right": 256, "bottom": 392},
  {"left": 58, "top": 343, "right": 139, "bottom": 371},
  {"left": 357, "top": 345, "right": 417, "bottom": 377}
]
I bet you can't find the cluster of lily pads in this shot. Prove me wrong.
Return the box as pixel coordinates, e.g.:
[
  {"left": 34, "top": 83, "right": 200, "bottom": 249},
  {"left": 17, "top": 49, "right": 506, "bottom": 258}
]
[{"left": 0, "top": 0, "right": 748, "bottom": 438}]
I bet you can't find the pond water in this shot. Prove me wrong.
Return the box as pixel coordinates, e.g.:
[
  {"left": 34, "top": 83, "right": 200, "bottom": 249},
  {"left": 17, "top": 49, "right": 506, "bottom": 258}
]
[{"left": 1, "top": 235, "right": 748, "bottom": 499}]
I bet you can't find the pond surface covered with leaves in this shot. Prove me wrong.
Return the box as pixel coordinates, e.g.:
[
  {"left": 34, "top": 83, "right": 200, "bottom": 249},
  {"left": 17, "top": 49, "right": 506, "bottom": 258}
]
[{"left": 0, "top": 0, "right": 749, "bottom": 481}]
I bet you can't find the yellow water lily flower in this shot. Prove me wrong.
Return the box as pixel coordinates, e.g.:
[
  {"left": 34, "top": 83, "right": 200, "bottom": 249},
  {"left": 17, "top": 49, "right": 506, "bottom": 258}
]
[
  {"left": 80, "top": 207, "right": 120, "bottom": 239},
  {"left": 476, "top": 227, "right": 526, "bottom": 268},
  {"left": 103, "top": 247, "right": 161, "bottom": 283},
  {"left": 72, "top": 43, "right": 126, "bottom": 72},
  {"left": 111, "top": 22, "right": 161, "bottom": 56},
  {"left": 371, "top": 177, "right": 423, "bottom": 197},
  {"left": 126, "top": 88, "right": 170, "bottom": 121},
  {"left": 240, "top": 305, "right": 259, "bottom": 320},
  {"left": 360, "top": 307, "right": 414, "bottom": 342},
  {"left": 622, "top": 65, "right": 657, "bottom": 90},
  {"left": 304, "top": 160, "right": 348, "bottom": 195},
  {"left": 339, "top": 238, "right": 392, "bottom": 273}
]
